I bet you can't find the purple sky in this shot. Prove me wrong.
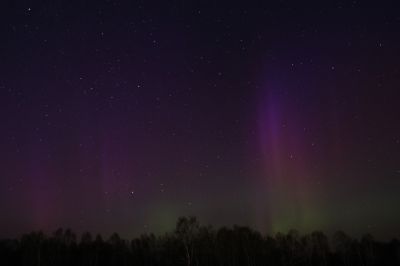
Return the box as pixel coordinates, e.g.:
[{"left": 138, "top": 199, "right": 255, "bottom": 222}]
[{"left": 0, "top": 1, "right": 399, "bottom": 239}]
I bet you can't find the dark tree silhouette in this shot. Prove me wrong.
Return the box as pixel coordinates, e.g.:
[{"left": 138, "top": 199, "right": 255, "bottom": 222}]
[
  {"left": 175, "top": 216, "right": 200, "bottom": 266},
  {"left": 1, "top": 217, "right": 399, "bottom": 266}
]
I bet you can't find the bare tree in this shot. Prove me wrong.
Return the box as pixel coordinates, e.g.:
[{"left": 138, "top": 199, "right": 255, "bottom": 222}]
[{"left": 175, "top": 216, "right": 200, "bottom": 266}]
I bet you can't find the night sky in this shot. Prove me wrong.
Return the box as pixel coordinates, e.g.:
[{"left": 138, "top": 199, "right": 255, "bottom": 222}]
[{"left": 1, "top": 1, "right": 400, "bottom": 239}]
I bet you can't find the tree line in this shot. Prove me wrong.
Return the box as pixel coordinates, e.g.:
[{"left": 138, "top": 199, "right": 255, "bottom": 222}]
[{"left": 1, "top": 217, "right": 399, "bottom": 266}]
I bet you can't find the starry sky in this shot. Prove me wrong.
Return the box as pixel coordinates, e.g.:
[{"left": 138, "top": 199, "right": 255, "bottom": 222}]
[{"left": 0, "top": 1, "right": 399, "bottom": 239}]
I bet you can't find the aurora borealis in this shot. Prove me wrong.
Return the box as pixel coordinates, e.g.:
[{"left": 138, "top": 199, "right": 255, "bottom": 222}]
[{"left": 1, "top": 1, "right": 400, "bottom": 239}]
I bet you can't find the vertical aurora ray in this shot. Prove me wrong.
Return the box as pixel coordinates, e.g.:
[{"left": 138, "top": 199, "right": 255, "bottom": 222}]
[
  {"left": 257, "top": 80, "right": 324, "bottom": 234},
  {"left": 1, "top": 1, "right": 399, "bottom": 240}
]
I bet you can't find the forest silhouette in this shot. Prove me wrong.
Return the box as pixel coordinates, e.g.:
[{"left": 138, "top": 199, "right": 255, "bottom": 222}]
[{"left": 1, "top": 217, "right": 399, "bottom": 266}]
